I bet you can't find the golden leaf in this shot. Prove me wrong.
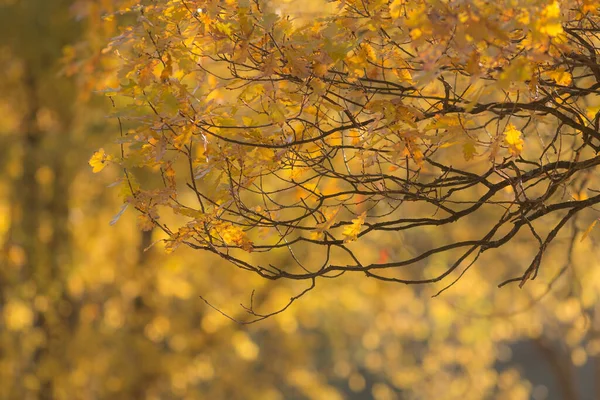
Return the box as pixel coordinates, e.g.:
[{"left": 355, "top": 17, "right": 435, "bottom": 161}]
[
  {"left": 540, "top": 1, "right": 563, "bottom": 37},
  {"left": 504, "top": 124, "right": 524, "bottom": 157},
  {"left": 546, "top": 69, "right": 572, "bottom": 86},
  {"left": 389, "top": 0, "right": 404, "bottom": 19},
  {"left": 342, "top": 211, "right": 367, "bottom": 243},
  {"left": 312, "top": 206, "right": 341, "bottom": 240},
  {"left": 463, "top": 141, "right": 477, "bottom": 161},
  {"left": 213, "top": 221, "right": 254, "bottom": 252},
  {"left": 137, "top": 214, "right": 155, "bottom": 231},
  {"left": 160, "top": 54, "right": 173, "bottom": 82},
  {"left": 393, "top": 68, "right": 412, "bottom": 82},
  {"left": 89, "top": 148, "right": 112, "bottom": 173},
  {"left": 268, "top": 102, "right": 286, "bottom": 124}
]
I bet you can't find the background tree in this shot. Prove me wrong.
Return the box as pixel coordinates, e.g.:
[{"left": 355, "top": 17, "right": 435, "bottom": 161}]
[{"left": 0, "top": 0, "right": 92, "bottom": 397}]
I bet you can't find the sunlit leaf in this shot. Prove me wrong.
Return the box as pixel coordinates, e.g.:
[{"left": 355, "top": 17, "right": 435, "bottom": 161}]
[
  {"left": 343, "top": 212, "right": 367, "bottom": 243},
  {"left": 504, "top": 124, "right": 524, "bottom": 157},
  {"left": 89, "top": 148, "right": 112, "bottom": 173}
]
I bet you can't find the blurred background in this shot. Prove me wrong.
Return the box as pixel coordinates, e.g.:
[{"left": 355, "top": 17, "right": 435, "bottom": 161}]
[{"left": 1, "top": 1, "right": 600, "bottom": 399}]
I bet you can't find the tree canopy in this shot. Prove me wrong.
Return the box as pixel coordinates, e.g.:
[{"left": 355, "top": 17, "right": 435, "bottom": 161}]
[{"left": 95, "top": 0, "right": 600, "bottom": 316}]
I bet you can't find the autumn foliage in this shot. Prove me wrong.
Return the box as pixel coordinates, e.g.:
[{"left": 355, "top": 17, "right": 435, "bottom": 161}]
[
  {"left": 3, "top": 0, "right": 600, "bottom": 399},
  {"left": 93, "top": 0, "right": 600, "bottom": 305}
]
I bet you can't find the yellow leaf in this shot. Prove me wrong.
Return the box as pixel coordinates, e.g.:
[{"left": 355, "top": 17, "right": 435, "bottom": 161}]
[
  {"left": 465, "top": 51, "right": 481, "bottom": 76},
  {"left": 239, "top": 84, "right": 265, "bottom": 102},
  {"left": 89, "top": 148, "right": 112, "bottom": 173},
  {"left": 137, "top": 214, "right": 155, "bottom": 231},
  {"left": 160, "top": 54, "right": 173, "bottom": 82},
  {"left": 206, "top": 87, "right": 226, "bottom": 102},
  {"left": 214, "top": 21, "right": 233, "bottom": 38},
  {"left": 312, "top": 206, "right": 341, "bottom": 239},
  {"left": 586, "top": 105, "right": 600, "bottom": 120},
  {"left": 572, "top": 191, "right": 588, "bottom": 201},
  {"left": 269, "top": 102, "right": 286, "bottom": 124},
  {"left": 517, "top": 10, "right": 530, "bottom": 24},
  {"left": 581, "top": 220, "right": 598, "bottom": 242},
  {"left": 313, "top": 62, "right": 329, "bottom": 77},
  {"left": 393, "top": 68, "right": 412, "bottom": 82},
  {"left": 310, "top": 231, "right": 325, "bottom": 241},
  {"left": 389, "top": 0, "right": 404, "bottom": 19},
  {"left": 361, "top": 43, "right": 377, "bottom": 62},
  {"left": 426, "top": 115, "right": 463, "bottom": 134},
  {"left": 212, "top": 221, "right": 254, "bottom": 252},
  {"left": 174, "top": 126, "right": 193, "bottom": 149},
  {"left": 463, "top": 141, "right": 477, "bottom": 161},
  {"left": 323, "top": 100, "right": 345, "bottom": 112},
  {"left": 540, "top": 1, "right": 563, "bottom": 37},
  {"left": 543, "top": 23, "right": 563, "bottom": 37},
  {"left": 410, "top": 28, "right": 422, "bottom": 40},
  {"left": 119, "top": 176, "right": 139, "bottom": 199},
  {"left": 546, "top": 69, "right": 572, "bottom": 86},
  {"left": 342, "top": 211, "right": 366, "bottom": 243},
  {"left": 504, "top": 124, "right": 524, "bottom": 157},
  {"left": 543, "top": 1, "right": 561, "bottom": 18},
  {"left": 498, "top": 59, "right": 533, "bottom": 89}
]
